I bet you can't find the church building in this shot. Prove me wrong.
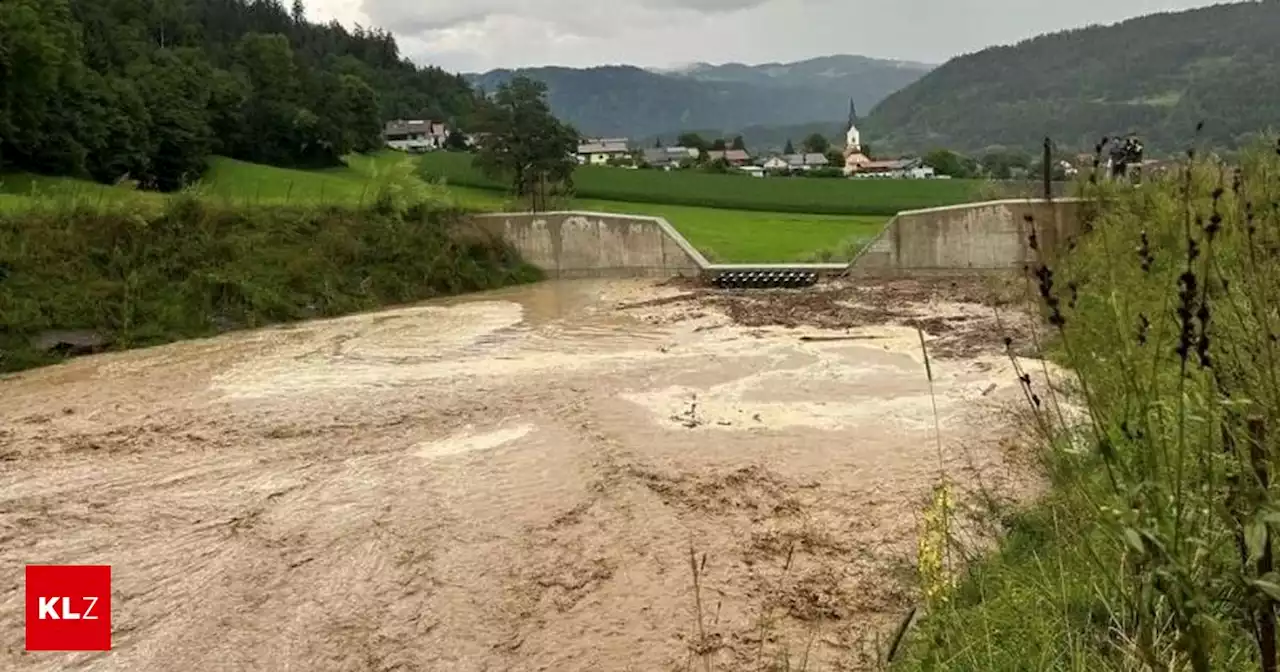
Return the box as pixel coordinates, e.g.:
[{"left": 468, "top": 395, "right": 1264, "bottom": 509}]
[{"left": 842, "top": 99, "right": 871, "bottom": 176}]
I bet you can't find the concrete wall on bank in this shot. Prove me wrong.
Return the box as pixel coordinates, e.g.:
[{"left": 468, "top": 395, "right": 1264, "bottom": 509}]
[
  {"left": 468, "top": 201, "right": 1085, "bottom": 279},
  {"left": 847, "top": 199, "right": 1084, "bottom": 275},
  {"left": 465, "top": 211, "right": 710, "bottom": 278}
]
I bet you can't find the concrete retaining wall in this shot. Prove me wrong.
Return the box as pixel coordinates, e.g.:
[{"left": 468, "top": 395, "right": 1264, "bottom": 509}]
[
  {"left": 465, "top": 211, "right": 710, "bottom": 278},
  {"left": 467, "top": 200, "right": 1086, "bottom": 280},
  {"left": 846, "top": 199, "right": 1085, "bottom": 275}
]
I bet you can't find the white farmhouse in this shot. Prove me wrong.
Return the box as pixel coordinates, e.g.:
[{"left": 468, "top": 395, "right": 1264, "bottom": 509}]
[
  {"left": 383, "top": 120, "right": 448, "bottom": 152},
  {"left": 852, "top": 158, "right": 937, "bottom": 179},
  {"left": 577, "top": 138, "right": 631, "bottom": 165}
]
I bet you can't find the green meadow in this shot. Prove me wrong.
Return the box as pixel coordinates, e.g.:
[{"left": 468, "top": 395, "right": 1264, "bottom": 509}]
[
  {"left": 572, "top": 199, "right": 884, "bottom": 263},
  {"left": 419, "top": 149, "right": 982, "bottom": 216},
  {"left": 429, "top": 186, "right": 885, "bottom": 263},
  {"left": 2, "top": 151, "right": 892, "bottom": 263}
]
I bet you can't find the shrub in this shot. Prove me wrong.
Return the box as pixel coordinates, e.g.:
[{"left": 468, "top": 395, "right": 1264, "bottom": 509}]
[{"left": 0, "top": 197, "right": 541, "bottom": 372}]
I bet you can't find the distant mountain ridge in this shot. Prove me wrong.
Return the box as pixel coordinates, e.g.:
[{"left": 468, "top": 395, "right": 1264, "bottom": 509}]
[
  {"left": 466, "top": 55, "right": 933, "bottom": 140},
  {"left": 668, "top": 55, "right": 936, "bottom": 89},
  {"left": 864, "top": 2, "right": 1280, "bottom": 154}
]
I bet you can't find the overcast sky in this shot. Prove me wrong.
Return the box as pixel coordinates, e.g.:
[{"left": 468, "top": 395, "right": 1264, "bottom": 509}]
[{"left": 304, "top": 0, "right": 1224, "bottom": 73}]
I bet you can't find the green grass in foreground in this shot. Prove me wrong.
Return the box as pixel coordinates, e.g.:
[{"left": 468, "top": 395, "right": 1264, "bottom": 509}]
[
  {"left": 419, "top": 150, "right": 984, "bottom": 216},
  {"left": 896, "top": 146, "right": 1280, "bottom": 670}
]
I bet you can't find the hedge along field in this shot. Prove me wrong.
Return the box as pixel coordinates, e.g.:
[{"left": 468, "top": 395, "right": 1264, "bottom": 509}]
[
  {"left": 0, "top": 197, "right": 542, "bottom": 373},
  {"left": 418, "top": 151, "right": 984, "bottom": 216}
]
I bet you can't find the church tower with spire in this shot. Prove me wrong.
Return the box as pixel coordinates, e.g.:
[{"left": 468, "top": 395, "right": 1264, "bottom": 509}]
[
  {"left": 843, "top": 97, "right": 869, "bottom": 175},
  {"left": 845, "top": 98, "right": 861, "bottom": 151}
]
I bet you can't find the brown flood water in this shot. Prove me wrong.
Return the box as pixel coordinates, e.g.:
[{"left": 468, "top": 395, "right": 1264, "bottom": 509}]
[{"left": 0, "top": 279, "right": 1042, "bottom": 671}]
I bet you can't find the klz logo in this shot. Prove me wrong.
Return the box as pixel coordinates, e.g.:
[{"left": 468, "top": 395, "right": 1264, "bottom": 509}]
[
  {"left": 25, "top": 565, "right": 112, "bottom": 651},
  {"left": 37, "top": 596, "right": 102, "bottom": 620}
]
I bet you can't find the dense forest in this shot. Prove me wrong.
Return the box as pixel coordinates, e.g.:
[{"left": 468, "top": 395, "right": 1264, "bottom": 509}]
[
  {"left": 865, "top": 1, "right": 1280, "bottom": 154},
  {"left": 467, "top": 55, "right": 930, "bottom": 140},
  {"left": 0, "top": 0, "right": 479, "bottom": 190}
]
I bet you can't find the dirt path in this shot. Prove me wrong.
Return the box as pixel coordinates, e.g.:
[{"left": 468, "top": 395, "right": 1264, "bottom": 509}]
[{"left": 0, "top": 276, "right": 1048, "bottom": 671}]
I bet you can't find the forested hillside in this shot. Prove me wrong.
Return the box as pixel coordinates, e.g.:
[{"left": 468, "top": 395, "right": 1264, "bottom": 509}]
[
  {"left": 0, "top": 0, "right": 478, "bottom": 190},
  {"left": 468, "top": 55, "right": 927, "bottom": 139},
  {"left": 669, "top": 55, "right": 932, "bottom": 97},
  {"left": 865, "top": 1, "right": 1280, "bottom": 154}
]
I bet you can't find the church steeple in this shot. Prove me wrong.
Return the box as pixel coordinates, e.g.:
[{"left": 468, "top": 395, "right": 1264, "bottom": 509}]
[
  {"left": 842, "top": 97, "right": 865, "bottom": 175},
  {"left": 844, "top": 97, "right": 861, "bottom": 154}
]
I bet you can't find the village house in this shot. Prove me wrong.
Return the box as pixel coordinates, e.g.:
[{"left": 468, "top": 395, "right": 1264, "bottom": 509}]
[
  {"left": 759, "top": 153, "right": 829, "bottom": 173},
  {"left": 704, "top": 149, "right": 751, "bottom": 166},
  {"left": 850, "top": 158, "right": 936, "bottom": 179},
  {"left": 383, "top": 120, "right": 448, "bottom": 152},
  {"left": 844, "top": 151, "right": 872, "bottom": 174},
  {"left": 788, "top": 153, "right": 831, "bottom": 171},
  {"left": 761, "top": 156, "right": 789, "bottom": 171},
  {"left": 577, "top": 138, "right": 631, "bottom": 165},
  {"left": 642, "top": 146, "right": 700, "bottom": 169}
]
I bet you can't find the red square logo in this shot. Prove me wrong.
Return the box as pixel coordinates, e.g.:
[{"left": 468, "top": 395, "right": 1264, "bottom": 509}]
[{"left": 25, "top": 565, "right": 112, "bottom": 651}]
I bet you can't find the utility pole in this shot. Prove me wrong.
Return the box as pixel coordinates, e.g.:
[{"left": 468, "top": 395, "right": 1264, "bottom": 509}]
[{"left": 1042, "top": 137, "right": 1052, "bottom": 201}]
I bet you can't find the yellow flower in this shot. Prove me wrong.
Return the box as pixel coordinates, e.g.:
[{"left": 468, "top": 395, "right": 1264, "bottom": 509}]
[{"left": 918, "top": 480, "right": 955, "bottom": 608}]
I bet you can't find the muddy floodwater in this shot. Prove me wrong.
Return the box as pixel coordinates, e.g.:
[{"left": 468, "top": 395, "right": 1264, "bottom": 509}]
[{"left": 0, "top": 278, "right": 1044, "bottom": 671}]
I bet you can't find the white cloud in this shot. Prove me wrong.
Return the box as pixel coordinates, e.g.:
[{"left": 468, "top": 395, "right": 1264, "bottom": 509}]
[
  {"left": 298, "top": 0, "right": 367, "bottom": 28},
  {"left": 300, "top": 0, "right": 1221, "bottom": 73},
  {"left": 356, "top": 0, "right": 771, "bottom": 34}
]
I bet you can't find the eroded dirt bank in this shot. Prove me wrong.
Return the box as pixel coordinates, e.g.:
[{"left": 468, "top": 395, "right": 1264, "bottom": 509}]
[{"left": 0, "top": 276, "right": 1048, "bottom": 671}]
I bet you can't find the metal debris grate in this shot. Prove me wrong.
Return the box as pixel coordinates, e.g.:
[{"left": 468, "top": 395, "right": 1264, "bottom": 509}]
[{"left": 709, "top": 269, "right": 820, "bottom": 289}]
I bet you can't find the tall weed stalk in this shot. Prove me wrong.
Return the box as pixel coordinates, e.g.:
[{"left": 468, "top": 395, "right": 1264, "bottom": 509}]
[{"left": 899, "top": 137, "right": 1280, "bottom": 671}]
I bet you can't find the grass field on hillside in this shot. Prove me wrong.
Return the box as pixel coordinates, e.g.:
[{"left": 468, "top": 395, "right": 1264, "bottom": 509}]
[
  {"left": 418, "top": 150, "right": 983, "bottom": 216},
  {"left": 3, "top": 152, "right": 887, "bottom": 263},
  {"left": 0, "top": 152, "right": 425, "bottom": 212},
  {"left": 0, "top": 172, "right": 164, "bottom": 212},
  {"left": 199, "top": 153, "right": 425, "bottom": 205}
]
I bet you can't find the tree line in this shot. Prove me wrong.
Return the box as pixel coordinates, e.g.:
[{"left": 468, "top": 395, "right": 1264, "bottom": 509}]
[{"left": 0, "top": 0, "right": 480, "bottom": 191}]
